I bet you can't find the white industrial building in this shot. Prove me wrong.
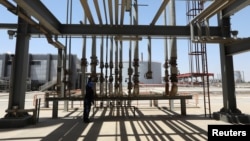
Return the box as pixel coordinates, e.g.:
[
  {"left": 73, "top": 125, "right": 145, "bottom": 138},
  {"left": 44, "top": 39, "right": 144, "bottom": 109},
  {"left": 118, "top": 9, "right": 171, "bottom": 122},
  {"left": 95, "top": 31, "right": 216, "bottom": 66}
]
[
  {"left": 122, "top": 61, "right": 162, "bottom": 85},
  {"left": 0, "top": 53, "right": 164, "bottom": 91}
]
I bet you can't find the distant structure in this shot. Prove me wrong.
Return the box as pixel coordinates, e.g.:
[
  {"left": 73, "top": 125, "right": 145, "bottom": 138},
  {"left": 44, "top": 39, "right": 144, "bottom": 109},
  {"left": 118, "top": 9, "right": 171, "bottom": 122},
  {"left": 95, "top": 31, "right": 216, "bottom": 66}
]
[
  {"left": 122, "top": 61, "right": 162, "bottom": 86},
  {"left": 177, "top": 72, "right": 214, "bottom": 86},
  {"left": 234, "top": 70, "right": 244, "bottom": 83},
  {"left": 177, "top": 71, "right": 245, "bottom": 85},
  {"left": 0, "top": 52, "right": 244, "bottom": 92},
  {"left": 0, "top": 53, "right": 163, "bottom": 91},
  {"left": 0, "top": 53, "right": 80, "bottom": 91}
]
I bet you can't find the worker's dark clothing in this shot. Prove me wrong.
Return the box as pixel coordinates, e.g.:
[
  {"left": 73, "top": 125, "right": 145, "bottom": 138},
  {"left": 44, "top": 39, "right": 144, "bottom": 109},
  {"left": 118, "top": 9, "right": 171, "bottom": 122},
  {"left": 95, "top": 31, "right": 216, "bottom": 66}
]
[{"left": 83, "top": 81, "right": 94, "bottom": 123}]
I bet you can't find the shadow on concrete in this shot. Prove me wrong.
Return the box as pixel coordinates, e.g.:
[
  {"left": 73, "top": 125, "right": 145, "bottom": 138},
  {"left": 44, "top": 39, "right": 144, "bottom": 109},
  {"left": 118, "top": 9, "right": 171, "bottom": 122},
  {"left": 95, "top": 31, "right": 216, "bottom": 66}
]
[{"left": 0, "top": 107, "right": 214, "bottom": 141}]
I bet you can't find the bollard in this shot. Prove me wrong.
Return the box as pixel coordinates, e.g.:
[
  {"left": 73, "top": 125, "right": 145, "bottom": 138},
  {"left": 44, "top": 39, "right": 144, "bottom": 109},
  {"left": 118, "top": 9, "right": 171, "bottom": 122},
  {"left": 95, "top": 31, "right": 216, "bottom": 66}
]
[{"left": 44, "top": 92, "right": 49, "bottom": 108}]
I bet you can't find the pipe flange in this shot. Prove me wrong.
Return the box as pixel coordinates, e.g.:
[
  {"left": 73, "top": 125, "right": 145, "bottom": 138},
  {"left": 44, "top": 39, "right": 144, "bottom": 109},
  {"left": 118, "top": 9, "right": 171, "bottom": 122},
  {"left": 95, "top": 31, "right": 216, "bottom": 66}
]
[
  {"left": 118, "top": 76, "right": 122, "bottom": 82},
  {"left": 145, "top": 71, "right": 153, "bottom": 79},
  {"left": 127, "top": 68, "right": 133, "bottom": 75},
  {"left": 90, "top": 57, "right": 99, "bottom": 65},
  {"left": 119, "top": 62, "right": 123, "bottom": 68},
  {"left": 114, "top": 83, "right": 119, "bottom": 88},
  {"left": 109, "top": 62, "right": 113, "bottom": 68},
  {"left": 127, "top": 82, "right": 133, "bottom": 89},
  {"left": 99, "top": 75, "right": 105, "bottom": 83},
  {"left": 133, "top": 59, "right": 139, "bottom": 67},
  {"left": 104, "top": 62, "right": 109, "bottom": 68},
  {"left": 109, "top": 76, "right": 113, "bottom": 82},
  {"left": 99, "top": 61, "right": 104, "bottom": 68},
  {"left": 115, "top": 68, "right": 119, "bottom": 74},
  {"left": 164, "top": 61, "right": 169, "bottom": 68},
  {"left": 81, "top": 58, "right": 88, "bottom": 66}
]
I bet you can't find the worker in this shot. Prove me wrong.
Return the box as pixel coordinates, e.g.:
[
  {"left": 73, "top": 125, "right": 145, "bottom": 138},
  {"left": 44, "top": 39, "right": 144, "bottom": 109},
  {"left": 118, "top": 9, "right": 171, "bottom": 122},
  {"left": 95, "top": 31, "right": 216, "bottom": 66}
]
[{"left": 83, "top": 77, "right": 95, "bottom": 123}]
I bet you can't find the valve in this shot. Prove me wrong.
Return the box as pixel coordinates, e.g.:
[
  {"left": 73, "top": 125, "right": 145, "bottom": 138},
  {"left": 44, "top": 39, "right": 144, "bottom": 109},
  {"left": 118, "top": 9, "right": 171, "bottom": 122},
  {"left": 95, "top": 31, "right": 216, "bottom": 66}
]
[{"left": 144, "top": 71, "right": 152, "bottom": 79}]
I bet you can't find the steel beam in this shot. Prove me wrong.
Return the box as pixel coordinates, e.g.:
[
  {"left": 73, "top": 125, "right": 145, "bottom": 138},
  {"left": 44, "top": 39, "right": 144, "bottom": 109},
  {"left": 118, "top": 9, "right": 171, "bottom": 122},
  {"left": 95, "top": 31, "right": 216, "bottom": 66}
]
[
  {"left": 120, "top": 0, "right": 126, "bottom": 25},
  {"left": 115, "top": 0, "right": 118, "bottom": 25},
  {"left": 14, "top": 0, "right": 61, "bottom": 34},
  {"left": 151, "top": 0, "right": 169, "bottom": 25},
  {"left": 59, "top": 25, "right": 221, "bottom": 37},
  {"left": 93, "top": 0, "right": 102, "bottom": 25},
  {"left": 225, "top": 38, "right": 250, "bottom": 55},
  {"left": 0, "top": 0, "right": 17, "bottom": 14},
  {"left": 80, "top": 0, "right": 95, "bottom": 24},
  {"left": 223, "top": 0, "right": 250, "bottom": 17},
  {"left": 0, "top": 23, "right": 17, "bottom": 29},
  {"left": 108, "top": 0, "right": 113, "bottom": 25},
  {"left": 0, "top": 23, "right": 222, "bottom": 37},
  {"left": 191, "top": 0, "right": 236, "bottom": 23}
]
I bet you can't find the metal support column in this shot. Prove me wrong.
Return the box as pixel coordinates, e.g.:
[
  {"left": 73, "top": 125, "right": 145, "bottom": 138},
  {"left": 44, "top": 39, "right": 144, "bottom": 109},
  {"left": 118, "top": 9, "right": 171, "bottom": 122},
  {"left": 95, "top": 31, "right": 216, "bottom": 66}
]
[
  {"left": 7, "top": 17, "right": 30, "bottom": 113},
  {"left": 217, "top": 14, "right": 241, "bottom": 114}
]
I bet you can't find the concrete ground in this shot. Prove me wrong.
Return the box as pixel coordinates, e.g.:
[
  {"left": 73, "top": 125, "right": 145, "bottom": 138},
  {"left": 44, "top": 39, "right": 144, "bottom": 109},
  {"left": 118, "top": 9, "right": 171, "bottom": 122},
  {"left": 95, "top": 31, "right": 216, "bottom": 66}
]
[{"left": 0, "top": 86, "right": 250, "bottom": 141}]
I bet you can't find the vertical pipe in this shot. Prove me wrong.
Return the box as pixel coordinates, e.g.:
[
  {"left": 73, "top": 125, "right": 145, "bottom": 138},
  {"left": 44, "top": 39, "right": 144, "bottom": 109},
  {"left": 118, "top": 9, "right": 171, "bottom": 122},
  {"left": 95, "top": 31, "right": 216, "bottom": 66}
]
[
  {"left": 114, "top": 40, "right": 119, "bottom": 96},
  {"left": 145, "top": 36, "right": 152, "bottom": 79},
  {"left": 133, "top": 0, "right": 139, "bottom": 96},
  {"left": 127, "top": 5, "right": 133, "bottom": 97},
  {"left": 99, "top": 36, "right": 104, "bottom": 97},
  {"left": 105, "top": 36, "right": 109, "bottom": 97},
  {"left": 108, "top": 0, "right": 113, "bottom": 25},
  {"left": 115, "top": 0, "right": 119, "bottom": 25},
  {"left": 90, "top": 36, "right": 97, "bottom": 96},
  {"left": 163, "top": 5, "right": 169, "bottom": 96},
  {"left": 81, "top": 16, "right": 87, "bottom": 97},
  {"left": 63, "top": 0, "right": 70, "bottom": 111},
  {"left": 109, "top": 37, "right": 114, "bottom": 96},
  {"left": 57, "top": 49, "right": 63, "bottom": 97},
  {"left": 169, "top": 0, "right": 178, "bottom": 96},
  {"left": 68, "top": 0, "right": 73, "bottom": 99},
  {"left": 103, "top": 0, "right": 109, "bottom": 97},
  {"left": 67, "top": 0, "right": 73, "bottom": 109},
  {"left": 128, "top": 39, "right": 132, "bottom": 97},
  {"left": 119, "top": 41, "right": 123, "bottom": 96}
]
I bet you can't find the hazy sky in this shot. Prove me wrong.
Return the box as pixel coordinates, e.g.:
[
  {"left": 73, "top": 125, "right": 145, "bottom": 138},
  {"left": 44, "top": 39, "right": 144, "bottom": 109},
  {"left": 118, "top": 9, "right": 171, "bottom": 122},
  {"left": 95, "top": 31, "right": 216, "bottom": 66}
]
[{"left": 0, "top": 0, "right": 250, "bottom": 81}]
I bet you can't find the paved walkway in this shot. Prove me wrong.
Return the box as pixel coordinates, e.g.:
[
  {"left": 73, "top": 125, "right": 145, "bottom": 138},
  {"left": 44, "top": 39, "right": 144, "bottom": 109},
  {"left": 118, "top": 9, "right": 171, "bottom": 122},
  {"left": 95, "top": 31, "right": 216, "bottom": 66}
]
[{"left": 0, "top": 89, "right": 249, "bottom": 141}]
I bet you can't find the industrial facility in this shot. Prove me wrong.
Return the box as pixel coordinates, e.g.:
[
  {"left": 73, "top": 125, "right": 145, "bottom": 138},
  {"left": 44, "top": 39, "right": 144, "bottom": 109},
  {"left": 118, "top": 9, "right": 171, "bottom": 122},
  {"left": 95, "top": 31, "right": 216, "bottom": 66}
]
[
  {"left": 0, "top": 0, "right": 250, "bottom": 135},
  {"left": 0, "top": 53, "right": 80, "bottom": 91},
  {"left": 0, "top": 53, "right": 163, "bottom": 91}
]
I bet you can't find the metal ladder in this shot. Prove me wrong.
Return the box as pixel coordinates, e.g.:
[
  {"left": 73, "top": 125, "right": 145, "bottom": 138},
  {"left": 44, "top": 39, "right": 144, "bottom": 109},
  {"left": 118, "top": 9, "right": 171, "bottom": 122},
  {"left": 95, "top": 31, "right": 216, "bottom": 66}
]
[
  {"left": 201, "top": 43, "right": 211, "bottom": 117},
  {"left": 186, "top": 0, "right": 211, "bottom": 117}
]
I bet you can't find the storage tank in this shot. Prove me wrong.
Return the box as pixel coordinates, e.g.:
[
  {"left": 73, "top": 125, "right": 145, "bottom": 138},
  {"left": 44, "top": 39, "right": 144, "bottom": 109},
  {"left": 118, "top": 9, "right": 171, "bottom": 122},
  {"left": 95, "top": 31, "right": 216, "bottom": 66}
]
[
  {"left": 122, "top": 61, "right": 162, "bottom": 85},
  {"left": 234, "top": 71, "right": 242, "bottom": 83}
]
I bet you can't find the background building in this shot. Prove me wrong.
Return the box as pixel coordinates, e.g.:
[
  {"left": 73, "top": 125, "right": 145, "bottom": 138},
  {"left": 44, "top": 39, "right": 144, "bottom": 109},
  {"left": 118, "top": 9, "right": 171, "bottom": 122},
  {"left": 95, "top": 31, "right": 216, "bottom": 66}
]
[
  {"left": 2, "top": 52, "right": 244, "bottom": 91},
  {"left": 0, "top": 53, "right": 163, "bottom": 91},
  {"left": 234, "top": 70, "right": 244, "bottom": 83},
  {"left": 122, "top": 61, "right": 162, "bottom": 86},
  {"left": 0, "top": 53, "right": 80, "bottom": 91}
]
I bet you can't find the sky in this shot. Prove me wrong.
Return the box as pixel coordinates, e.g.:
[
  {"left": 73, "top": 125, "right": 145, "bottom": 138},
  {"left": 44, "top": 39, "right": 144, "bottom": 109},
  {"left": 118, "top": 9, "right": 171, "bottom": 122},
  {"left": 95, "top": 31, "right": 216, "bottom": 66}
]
[{"left": 0, "top": 0, "right": 250, "bottom": 82}]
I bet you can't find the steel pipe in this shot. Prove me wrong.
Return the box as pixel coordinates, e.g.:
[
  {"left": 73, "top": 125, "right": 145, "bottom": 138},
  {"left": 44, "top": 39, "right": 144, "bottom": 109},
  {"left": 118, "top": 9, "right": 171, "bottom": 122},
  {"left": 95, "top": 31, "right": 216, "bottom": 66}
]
[{"left": 80, "top": 0, "right": 95, "bottom": 24}]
